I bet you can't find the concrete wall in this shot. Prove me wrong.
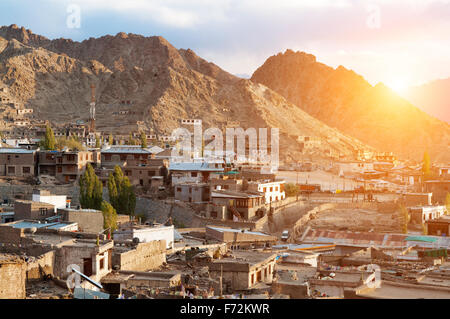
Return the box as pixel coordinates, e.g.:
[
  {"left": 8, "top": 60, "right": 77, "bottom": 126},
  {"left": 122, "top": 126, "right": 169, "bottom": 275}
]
[
  {"left": 112, "top": 241, "right": 166, "bottom": 272},
  {"left": 59, "top": 209, "right": 104, "bottom": 233}
]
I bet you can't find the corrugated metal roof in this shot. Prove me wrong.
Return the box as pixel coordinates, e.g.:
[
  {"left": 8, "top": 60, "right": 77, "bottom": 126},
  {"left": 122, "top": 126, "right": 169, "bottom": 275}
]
[
  {"left": 101, "top": 146, "right": 151, "bottom": 154},
  {"left": 0, "top": 148, "right": 35, "bottom": 154},
  {"left": 303, "top": 229, "right": 450, "bottom": 249},
  {"left": 207, "top": 226, "right": 272, "bottom": 237},
  {"left": 169, "top": 162, "right": 224, "bottom": 172}
]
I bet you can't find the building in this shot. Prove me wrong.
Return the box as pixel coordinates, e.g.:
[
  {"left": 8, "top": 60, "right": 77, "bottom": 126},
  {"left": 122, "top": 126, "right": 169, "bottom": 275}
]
[
  {"left": 408, "top": 206, "right": 447, "bottom": 225},
  {"left": 210, "top": 175, "right": 244, "bottom": 192},
  {"left": 113, "top": 224, "right": 175, "bottom": 249},
  {"left": 55, "top": 151, "right": 96, "bottom": 183},
  {"left": 122, "top": 158, "right": 168, "bottom": 188},
  {"left": 32, "top": 189, "right": 68, "bottom": 209},
  {"left": 247, "top": 180, "right": 285, "bottom": 204},
  {"left": 210, "top": 190, "right": 266, "bottom": 220},
  {"left": 111, "top": 241, "right": 167, "bottom": 272},
  {"left": 169, "top": 162, "right": 224, "bottom": 185},
  {"left": 58, "top": 207, "right": 104, "bottom": 233},
  {"left": 6, "top": 219, "right": 78, "bottom": 232},
  {"left": 38, "top": 150, "right": 96, "bottom": 182},
  {"left": 14, "top": 200, "right": 56, "bottom": 221},
  {"left": 174, "top": 183, "right": 210, "bottom": 203},
  {"left": 205, "top": 226, "right": 278, "bottom": 249},
  {"left": 426, "top": 217, "right": 450, "bottom": 237},
  {"left": 209, "top": 251, "right": 277, "bottom": 291},
  {"left": 101, "top": 146, "right": 152, "bottom": 168},
  {"left": 53, "top": 239, "right": 114, "bottom": 283},
  {"left": 424, "top": 180, "right": 450, "bottom": 204},
  {"left": 336, "top": 161, "right": 374, "bottom": 175},
  {"left": 402, "top": 193, "right": 432, "bottom": 207},
  {"left": 0, "top": 148, "right": 36, "bottom": 177}
]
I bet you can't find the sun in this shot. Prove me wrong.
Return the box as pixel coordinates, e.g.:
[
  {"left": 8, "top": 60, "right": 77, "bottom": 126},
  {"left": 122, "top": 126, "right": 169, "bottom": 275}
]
[{"left": 386, "top": 78, "right": 409, "bottom": 94}]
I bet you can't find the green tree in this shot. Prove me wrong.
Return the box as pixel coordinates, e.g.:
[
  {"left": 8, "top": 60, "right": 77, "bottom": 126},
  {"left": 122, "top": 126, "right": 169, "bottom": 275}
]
[
  {"left": 79, "top": 163, "right": 103, "bottom": 210},
  {"left": 101, "top": 200, "right": 118, "bottom": 232},
  {"left": 129, "top": 133, "right": 137, "bottom": 145},
  {"left": 422, "top": 151, "right": 432, "bottom": 180},
  {"left": 398, "top": 204, "right": 410, "bottom": 234},
  {"left": 95, "top": 135, "right": 101, "bottom": 149},
  {"left": 109, "top": 134, "right": 113, "bottom": 145},
  {"left": 140, "top": 131, "right": 147, "bottom": 148},
  {"left": 107, "top": 165, "right": 136, "bottom": 216},
  {"left": 42, "top": 124, "right": 56, "bottom": 150},
  {"left": 285, "top": 183, "right": 299, "bottom": 197},
  {"left": 56, "top": 136, "right": 86, "bottom": 151}
]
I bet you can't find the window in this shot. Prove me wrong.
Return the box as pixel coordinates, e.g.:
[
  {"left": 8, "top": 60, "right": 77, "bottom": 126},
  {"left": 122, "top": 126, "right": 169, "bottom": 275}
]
[
  {"left": 191, "top": 172, "right": 198, "bottom": 177},
  {"left": 120, "top": 154, "right": 127, "bottom": 161},
  {"left": 23, "top": 167, "right": 30, "bottom": 174},
  {"left": 57, "top": 166, "right": 62, "bottom": 173},
  {"left": 177, "top": 187, "right": 181, "bottom": 192},
  {"left": 99, "top": 258, "right": 104, "bottom": 270},
  {"left": 7, "top": 166, "right": 15, "bottom": 174},
  {"left": 104, "top": 154, "right": 112, "bottom": 161},
  {"left": 148, "top": 171, "right": 155, "bottom": 177},
  {"left": 39, "top": 208, "right": 48, "bottom": 216}
]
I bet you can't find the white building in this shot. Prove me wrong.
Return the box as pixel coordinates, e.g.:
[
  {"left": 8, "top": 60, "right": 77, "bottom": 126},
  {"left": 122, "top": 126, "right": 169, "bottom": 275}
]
[
  {"left": 31, "top": 189, "right": 68, "bottom": 210},
  {"left": 113, "top": 224, "right": 175, "bottom": 249},
  {"left": 248, "top": 180, "right": 286, "bottom": 204}
]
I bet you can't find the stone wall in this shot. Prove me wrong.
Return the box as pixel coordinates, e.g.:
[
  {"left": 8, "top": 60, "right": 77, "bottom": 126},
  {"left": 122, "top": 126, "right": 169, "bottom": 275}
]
[
  {"left": 0, "top": 257, "right": 26, "bottom": 299},
  {"left": 112, "top": 241, "right": 166, "bottom": 272}
]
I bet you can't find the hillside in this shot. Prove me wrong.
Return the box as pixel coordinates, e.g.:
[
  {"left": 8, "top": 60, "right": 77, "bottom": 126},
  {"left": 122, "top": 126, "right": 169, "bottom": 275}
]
[
  {"left": 251, "top": 49, "right": 450, "bottom": 162},
  {"left": 0, "top": 24, "right": 372, "bottom": 162}
]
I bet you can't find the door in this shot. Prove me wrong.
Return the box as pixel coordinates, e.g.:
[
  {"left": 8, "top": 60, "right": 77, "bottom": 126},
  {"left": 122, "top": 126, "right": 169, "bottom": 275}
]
[{"left": 83, "top": 258, "right": 93, "bottom": 277}]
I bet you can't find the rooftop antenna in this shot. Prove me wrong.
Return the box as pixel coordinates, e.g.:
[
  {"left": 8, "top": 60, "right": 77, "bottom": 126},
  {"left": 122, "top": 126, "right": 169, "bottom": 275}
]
[{"left": 89, "top": 84, "right": 96, "bottom": 133}]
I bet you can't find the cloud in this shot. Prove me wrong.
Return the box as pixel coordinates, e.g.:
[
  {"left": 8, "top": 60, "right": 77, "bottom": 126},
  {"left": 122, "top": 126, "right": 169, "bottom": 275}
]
[{"left": 0, "top": 0, "right": 449, "bottom": 85}]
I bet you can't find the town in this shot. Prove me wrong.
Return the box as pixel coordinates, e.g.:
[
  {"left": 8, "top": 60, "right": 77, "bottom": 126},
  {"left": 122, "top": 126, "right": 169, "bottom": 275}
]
[{"left": 0, "top": 104, "right": 449, "bottom": 299}]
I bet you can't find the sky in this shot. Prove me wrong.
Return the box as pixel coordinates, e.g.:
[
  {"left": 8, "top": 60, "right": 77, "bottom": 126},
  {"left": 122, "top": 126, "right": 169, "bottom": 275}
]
[{"left": 1, "top": 0, "right": 450, "bottom": 90}]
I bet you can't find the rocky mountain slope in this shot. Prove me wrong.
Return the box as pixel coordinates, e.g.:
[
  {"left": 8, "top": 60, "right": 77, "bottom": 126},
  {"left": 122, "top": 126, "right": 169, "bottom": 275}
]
[
  {"left": 251, "top": 50, "right": 450, "bottom": 162},
  {"left": 0, "top": 24, "right": 371, "bottom": 161},
  {"left": 403, "top": 78, "right": 450, "bottom": 124}
]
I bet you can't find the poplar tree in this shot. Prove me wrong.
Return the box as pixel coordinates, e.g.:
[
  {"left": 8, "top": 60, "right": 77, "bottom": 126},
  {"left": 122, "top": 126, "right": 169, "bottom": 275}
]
[
  {"left": 140, "top": 131, "right": 147, "bottom": 148},
  {"left": 107, "top": 165, "right": 136, "bottom": 216},
  {"left": 79, "top": 163, "right": 103, "bottom": 210},
  {"left": 101, "top": 200, "right": 118, "bottom": 232},
  {"left": 42, "top": 124, "right": 56, "bottom": 150}
]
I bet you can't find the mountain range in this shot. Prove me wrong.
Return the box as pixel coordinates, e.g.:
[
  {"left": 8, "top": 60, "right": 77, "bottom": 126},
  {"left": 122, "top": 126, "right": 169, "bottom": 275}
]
[
  {"left": 251, "top": 50, "right": 450, "bottom": 162},
  {"left": 0, "top": 24, "right": 449, "bottom": 162}
]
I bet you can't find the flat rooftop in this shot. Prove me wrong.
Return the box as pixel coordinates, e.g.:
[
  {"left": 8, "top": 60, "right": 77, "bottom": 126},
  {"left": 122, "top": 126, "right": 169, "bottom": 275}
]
[{"left": 212, "top": 251, "right": 277, "bottom": 266}]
